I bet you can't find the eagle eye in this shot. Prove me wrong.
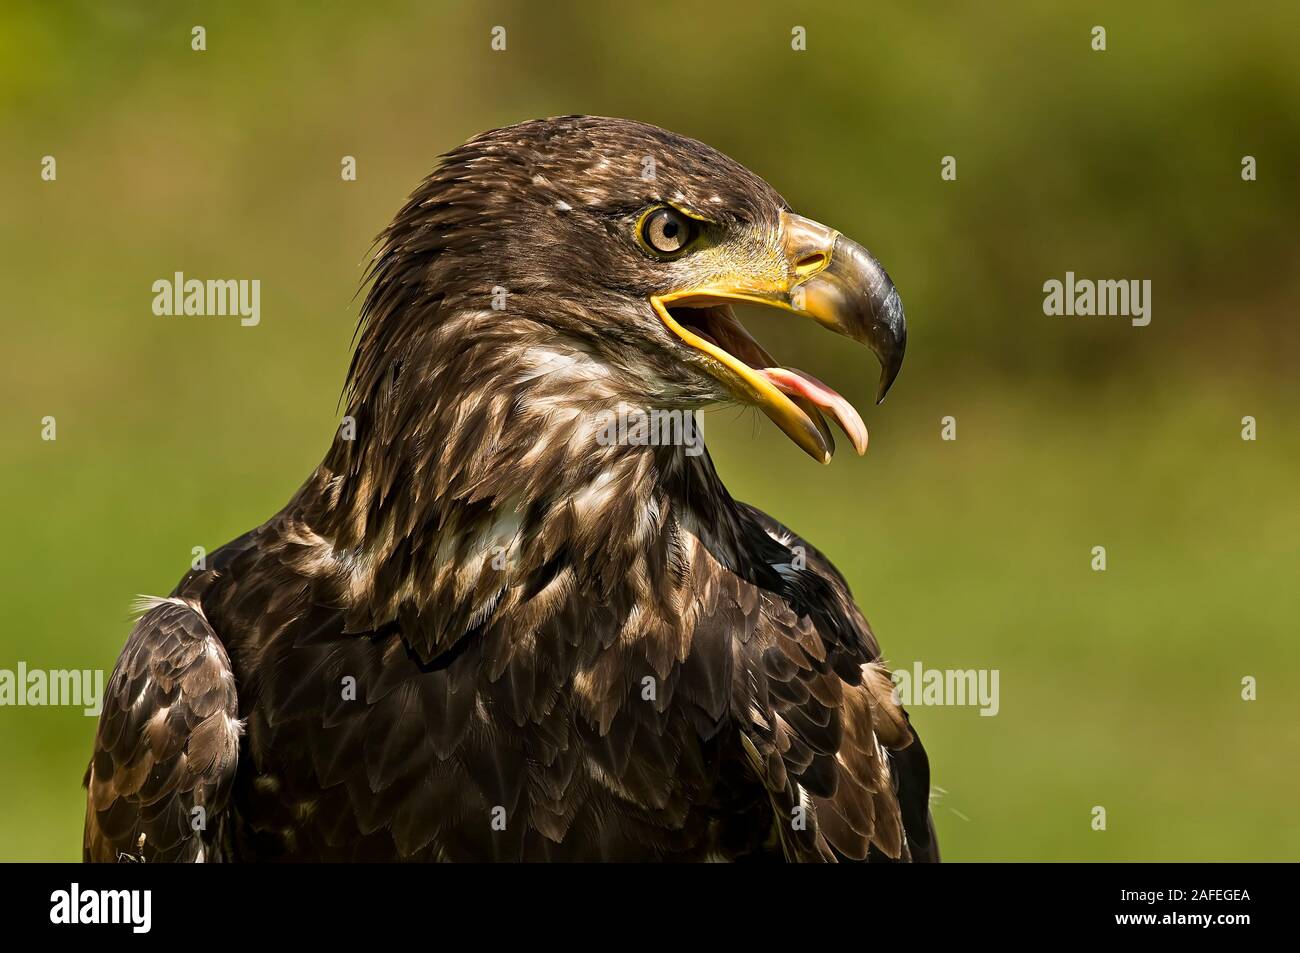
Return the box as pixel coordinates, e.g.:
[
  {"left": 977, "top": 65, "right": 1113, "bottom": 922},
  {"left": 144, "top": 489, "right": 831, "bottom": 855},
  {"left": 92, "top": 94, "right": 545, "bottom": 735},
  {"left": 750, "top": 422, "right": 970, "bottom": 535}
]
[{"left": 639, "top": 206, "right": 695, "bottom": 257}]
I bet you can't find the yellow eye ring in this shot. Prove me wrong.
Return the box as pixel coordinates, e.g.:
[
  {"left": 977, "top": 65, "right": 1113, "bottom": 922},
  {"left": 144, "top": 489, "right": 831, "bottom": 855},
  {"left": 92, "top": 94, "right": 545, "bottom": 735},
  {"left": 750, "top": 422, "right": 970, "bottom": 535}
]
[{"left": 637, "top": 206, "right": 696, "bottom": 257}]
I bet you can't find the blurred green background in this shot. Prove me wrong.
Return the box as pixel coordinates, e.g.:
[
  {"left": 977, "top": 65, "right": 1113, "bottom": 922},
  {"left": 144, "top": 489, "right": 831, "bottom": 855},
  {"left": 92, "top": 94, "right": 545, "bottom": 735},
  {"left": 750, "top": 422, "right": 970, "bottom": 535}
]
[{"left": 2, "top": 1, "right": 1297, "bottom": 861}]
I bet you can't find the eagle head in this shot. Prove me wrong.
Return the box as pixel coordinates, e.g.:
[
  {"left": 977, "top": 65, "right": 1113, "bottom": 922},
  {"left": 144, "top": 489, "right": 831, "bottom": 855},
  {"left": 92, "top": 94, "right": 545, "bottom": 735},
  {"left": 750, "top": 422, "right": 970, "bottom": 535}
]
[{"left": 346, "top": 116, "right": 905, "bottom": 468}]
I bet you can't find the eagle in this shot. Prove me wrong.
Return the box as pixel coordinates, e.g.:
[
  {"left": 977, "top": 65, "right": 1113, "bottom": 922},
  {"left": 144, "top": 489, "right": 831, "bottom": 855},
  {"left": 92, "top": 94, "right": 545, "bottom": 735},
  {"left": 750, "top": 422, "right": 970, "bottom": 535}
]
[{"left": 84, "top": 116, "right": 937, "bottom": 862}]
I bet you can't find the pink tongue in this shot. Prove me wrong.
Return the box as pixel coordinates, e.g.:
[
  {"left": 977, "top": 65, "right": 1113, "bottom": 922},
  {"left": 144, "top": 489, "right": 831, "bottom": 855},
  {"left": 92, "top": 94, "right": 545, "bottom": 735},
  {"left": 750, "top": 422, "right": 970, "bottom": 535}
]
[{"left": 759, "top": 367, "right": 868, "bottom": 455}]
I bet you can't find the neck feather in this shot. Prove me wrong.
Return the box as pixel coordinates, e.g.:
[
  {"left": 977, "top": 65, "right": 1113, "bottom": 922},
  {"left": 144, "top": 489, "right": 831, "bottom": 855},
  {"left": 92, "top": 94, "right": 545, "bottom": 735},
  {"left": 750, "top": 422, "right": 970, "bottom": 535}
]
[{"left": 290, "top": 313, "right": 747, "bottom": 661}]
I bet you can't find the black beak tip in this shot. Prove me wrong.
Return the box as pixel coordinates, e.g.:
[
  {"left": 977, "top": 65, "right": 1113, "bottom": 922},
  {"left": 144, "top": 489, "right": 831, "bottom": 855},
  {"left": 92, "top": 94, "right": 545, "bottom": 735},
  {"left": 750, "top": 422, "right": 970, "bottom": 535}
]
[
  {"left": 875, "top": 360, "right": 902, "bottom": 404},
  {"left": 873, "top": 292, "right": 907, "bottom": 404}
]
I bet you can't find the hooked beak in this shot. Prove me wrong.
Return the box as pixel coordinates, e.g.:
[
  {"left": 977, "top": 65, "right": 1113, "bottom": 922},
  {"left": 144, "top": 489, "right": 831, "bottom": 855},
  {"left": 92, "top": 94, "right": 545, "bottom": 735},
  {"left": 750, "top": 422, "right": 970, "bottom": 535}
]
[{"left": 651, "top": 211, "right": 907, "bottom": 463}]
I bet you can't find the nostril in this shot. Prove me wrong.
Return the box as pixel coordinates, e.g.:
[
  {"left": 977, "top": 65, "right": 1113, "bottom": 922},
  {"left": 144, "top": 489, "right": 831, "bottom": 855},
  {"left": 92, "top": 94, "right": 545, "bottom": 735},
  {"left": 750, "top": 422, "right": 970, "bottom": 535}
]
[{"left": 793, "top": 252, "right": 827, "bottom": 277}]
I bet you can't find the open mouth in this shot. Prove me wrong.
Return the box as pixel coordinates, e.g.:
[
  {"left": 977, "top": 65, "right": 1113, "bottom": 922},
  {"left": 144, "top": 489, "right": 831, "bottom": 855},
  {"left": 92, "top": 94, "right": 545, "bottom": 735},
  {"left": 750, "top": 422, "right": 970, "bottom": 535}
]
[
  {"left": 664, "top": 300, "right": 868, "bottom": 458},
  {"left": 647, "top": 211, "right": 905, "bottom": 463}
]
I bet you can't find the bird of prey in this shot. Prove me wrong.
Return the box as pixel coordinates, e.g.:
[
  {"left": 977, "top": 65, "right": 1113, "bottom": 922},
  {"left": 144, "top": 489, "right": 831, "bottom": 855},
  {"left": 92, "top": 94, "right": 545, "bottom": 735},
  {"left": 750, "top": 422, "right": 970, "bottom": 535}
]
[{"left": 84, "top": 116, "right": 937, "bottom": 862}]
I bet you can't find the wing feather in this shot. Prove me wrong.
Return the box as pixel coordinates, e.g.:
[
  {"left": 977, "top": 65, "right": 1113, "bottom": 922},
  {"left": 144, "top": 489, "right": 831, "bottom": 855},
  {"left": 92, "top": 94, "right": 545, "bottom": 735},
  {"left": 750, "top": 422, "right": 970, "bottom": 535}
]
[
  {"left": 84, "top": 598, "right": 240, "bottom": 862},
  {"left": 727, "top": 502, "right": 939, "bottom": 862}
]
